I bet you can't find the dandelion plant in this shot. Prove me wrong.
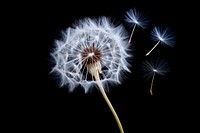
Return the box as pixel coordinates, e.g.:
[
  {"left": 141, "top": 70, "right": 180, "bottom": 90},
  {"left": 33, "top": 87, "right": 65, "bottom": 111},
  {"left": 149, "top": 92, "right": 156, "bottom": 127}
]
[
  {"left": 145, "top": 26, "right": 176, "bottom": 56},
  {"left": 141, "top": 57, "right": 170, "bottom": 95},
  {"left": 50, "top": 17, "right": 132, "bottom": 133},
  {"left": 124, "top": 8, "right": 149, "bottom": 44}
]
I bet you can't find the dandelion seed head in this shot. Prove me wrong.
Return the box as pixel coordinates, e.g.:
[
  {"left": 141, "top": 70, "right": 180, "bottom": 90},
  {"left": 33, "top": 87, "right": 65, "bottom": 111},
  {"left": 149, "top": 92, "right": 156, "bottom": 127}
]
[
  {"left": 141, "top": 57, "right": 170, "bottom": 81},
  {"left": 151, "top": 26, "right": 176, "bottom": 47},
  {"left": 50, "top": 16, "right": 132, "bottom": 93},
  {"left": 124, "top": 8, "right": 149, "bottom": 29}
]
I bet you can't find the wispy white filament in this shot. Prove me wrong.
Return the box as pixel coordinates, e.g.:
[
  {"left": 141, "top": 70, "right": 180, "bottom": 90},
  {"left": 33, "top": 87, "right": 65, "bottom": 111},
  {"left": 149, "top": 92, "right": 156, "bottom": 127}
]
[
  {"left": 124, "top": 8, "right": 149, "bottom": 29},
  {"left": 150, "top": 26, "right": 176, "bottom": 46},
  {"left": 141, "top": 57, "right": 170, "bottom": 81}
]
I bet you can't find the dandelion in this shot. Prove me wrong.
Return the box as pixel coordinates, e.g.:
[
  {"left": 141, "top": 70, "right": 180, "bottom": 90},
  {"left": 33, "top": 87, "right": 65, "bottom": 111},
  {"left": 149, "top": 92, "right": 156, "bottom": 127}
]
[
  {"left": 124, "top": 8, "right": 149, "bottom": 44},
  {"left": 141, "top": 57, "right": 170, "bottom": 95},
  {"left": 145, "top": 26, "right": 176, "bottom": 56},
  {"left": 50, "top": 16, "right": 132, "bottom": 133}
]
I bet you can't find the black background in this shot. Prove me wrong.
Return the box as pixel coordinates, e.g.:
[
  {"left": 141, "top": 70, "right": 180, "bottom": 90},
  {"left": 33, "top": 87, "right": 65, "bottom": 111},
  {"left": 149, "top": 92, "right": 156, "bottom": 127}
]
[{"left": 3, "top": 0, "right": 198, "bottom": 132}]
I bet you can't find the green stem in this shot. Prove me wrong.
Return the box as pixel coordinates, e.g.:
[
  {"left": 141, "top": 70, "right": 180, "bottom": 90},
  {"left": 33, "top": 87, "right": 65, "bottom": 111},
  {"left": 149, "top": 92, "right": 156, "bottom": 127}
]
[{"left": 94, "top": 72, "right": 124, "bottom": 133}]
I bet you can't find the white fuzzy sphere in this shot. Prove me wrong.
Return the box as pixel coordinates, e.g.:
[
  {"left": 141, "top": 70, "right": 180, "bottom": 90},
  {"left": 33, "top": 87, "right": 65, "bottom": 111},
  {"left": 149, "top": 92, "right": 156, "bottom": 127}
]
[{"left": 50, "top": 16, "right": 132, "bottom": 93}]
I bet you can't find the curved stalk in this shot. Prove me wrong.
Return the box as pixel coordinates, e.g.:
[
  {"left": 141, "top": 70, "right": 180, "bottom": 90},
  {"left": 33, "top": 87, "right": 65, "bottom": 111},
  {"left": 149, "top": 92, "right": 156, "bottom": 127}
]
[
  {"left": 128, "top": 24, "right": 137, "bottom": 44},
  {"left": 145, "top": 41, "right": 160, "bottom": 56},
  {"left": 93, "top": 70, "right": 124, "bottom": 133},
  {"left": 150, "top": 72, "right": 156, "bottom": 95}
]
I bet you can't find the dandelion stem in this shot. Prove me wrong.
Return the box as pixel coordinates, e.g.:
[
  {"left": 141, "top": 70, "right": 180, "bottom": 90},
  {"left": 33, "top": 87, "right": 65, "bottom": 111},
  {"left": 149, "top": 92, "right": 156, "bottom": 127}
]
[
  {"left": 145, "top": 41, "right": 160, "bottom": 56},
  {"left": 94, "top": 70, "right": 124, "bottom": 133},
  {"left": 150, "top": 72, "right": 156, "bottom": 96},
  {"left": 128, "top": 24, "right": 137, "bottom": 44}
]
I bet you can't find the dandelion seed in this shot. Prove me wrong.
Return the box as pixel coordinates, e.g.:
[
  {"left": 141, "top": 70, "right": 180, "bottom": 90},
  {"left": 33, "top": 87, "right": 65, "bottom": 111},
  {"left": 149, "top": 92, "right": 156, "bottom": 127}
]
[
  {"left": 145, "top": 26, "right": 176, "bottom": 56},
  {"left": 141, "top": 57, "right": 170, "bottom": 95},
  {"left": 124, "top": 8, "right": 149, "bottom": 44},
  {"left": 50, "top": 16, "right": 132, "bottom": 133}
]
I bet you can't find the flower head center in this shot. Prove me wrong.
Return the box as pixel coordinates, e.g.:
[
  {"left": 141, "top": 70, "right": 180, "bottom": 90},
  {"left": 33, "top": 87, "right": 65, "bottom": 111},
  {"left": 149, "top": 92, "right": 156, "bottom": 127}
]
[
  {"left": 81, "top": 46, "right": 103, "bottom": 77},
  {"left": 88, "top": 52, "right": 94, "bottom": 57},
  {"left": 81, "top": 46, "right": 102, "bottom": 65}
]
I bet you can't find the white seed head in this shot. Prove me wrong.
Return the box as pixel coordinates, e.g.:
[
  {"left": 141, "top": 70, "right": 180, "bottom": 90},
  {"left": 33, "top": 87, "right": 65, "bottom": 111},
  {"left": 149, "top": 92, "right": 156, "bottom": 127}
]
[
  {"left": 50, "top": 17, "right": 132, "bottom": 93},
  {"left": 141, "top": 57, "right": 170, "bottom": 81},
  {"left": 150, "top": 26, "right": 176, "bottom": 47},
  {"left": 124, "top": 8, "right": 149, "bottom": 29}
]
